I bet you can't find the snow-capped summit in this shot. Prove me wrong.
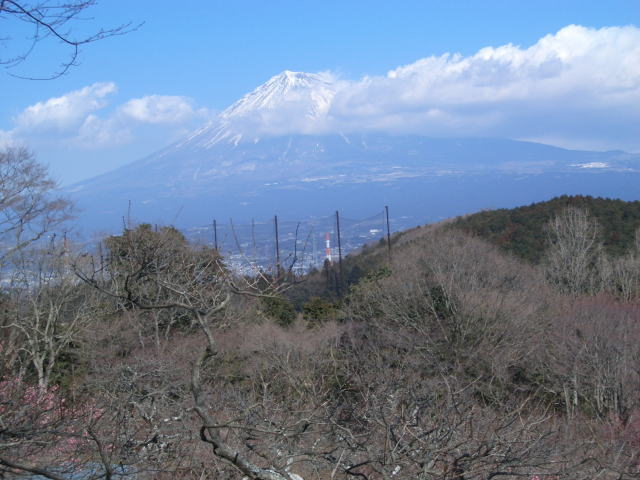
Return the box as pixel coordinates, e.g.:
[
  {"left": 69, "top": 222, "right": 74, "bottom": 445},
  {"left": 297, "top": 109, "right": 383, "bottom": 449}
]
[
  {"left": 221, "top": 70, "right": 335, "bottom": 120},
  {"left": 177, "top": 70, "right": 336, "bottom": 149}
]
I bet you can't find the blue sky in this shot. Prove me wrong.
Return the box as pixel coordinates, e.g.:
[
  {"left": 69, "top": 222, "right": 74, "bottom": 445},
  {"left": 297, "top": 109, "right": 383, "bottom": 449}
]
[{"left": 1, "top": 0, "right": 639, "bottom": 185}]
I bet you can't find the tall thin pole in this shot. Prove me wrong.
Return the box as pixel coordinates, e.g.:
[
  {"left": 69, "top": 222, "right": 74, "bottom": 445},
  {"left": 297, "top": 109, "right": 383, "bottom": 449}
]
[
  {"left": 336, "top": 211, "right": 343, "bottom": 287},
  {"left": 251, "top": 217, "right": 257, "bottom": 260},
  {"left": 385, "top": 205, "right": 392, "bottom": 262},
  {"left": 213, "top": 219, "right": 218, "bottom": 251},
  {"left": 98, "top": 241, "right": 104, "bottom": 272},
  {"left": 274, "top": 215, "right": 281, "bottom": 274},
  {"left": 312, "top": 231, "right": 316, "bottom": 268}
]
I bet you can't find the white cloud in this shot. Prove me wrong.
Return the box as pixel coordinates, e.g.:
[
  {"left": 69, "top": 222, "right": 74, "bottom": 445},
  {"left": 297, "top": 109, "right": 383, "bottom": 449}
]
[
  {"left": 120, "top": 95, "right": 204, "bottom": 124},
  {"left": 325, "top": 25, "right": 640, "bottom": 151},
  {"left": 74, "top": 114, "right": 134, "bottom": 148},
  {"left": 13, "top": 83, "right": 117, "bottom": 132},
  {"left": 1, "top": 84, "right": 211, "bottom": 151},
  {"left": 208, "top": 25, "right": 639, "bottom": 152},
  {"left": 0, "top": 129, "right": 13, "bottom": 148}
]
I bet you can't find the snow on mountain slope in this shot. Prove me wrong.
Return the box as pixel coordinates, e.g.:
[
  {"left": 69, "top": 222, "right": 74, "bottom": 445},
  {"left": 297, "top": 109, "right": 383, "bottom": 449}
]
[
  {"left": 221, "top": 70, "right": 335, "bottom": 120},
  {"left": 178, "top": 71, "right": 336, "bottom": 149},
  {"left": 65, "top": 69, "right": 640, "bottom": 233},
  {"left": 69, "top": 69, "right": 640, "bottom": 190}
]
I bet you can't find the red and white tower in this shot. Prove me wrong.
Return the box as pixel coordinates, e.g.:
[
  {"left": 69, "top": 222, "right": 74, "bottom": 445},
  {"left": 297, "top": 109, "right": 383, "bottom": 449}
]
[{"left": 325, "top": 232, "right": 332, "bottom": 263}]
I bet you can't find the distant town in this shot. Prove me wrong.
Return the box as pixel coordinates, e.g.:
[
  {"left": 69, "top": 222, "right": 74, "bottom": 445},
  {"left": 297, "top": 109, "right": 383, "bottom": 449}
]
[{"left": 185, "top": 210, "right": 408, "bottom": 274}]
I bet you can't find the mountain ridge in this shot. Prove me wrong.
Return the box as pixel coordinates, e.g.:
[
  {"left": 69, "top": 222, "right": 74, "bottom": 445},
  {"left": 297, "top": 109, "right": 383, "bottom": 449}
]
[{"left": 65, "top": 70, "right": 640, "bottom": 233}]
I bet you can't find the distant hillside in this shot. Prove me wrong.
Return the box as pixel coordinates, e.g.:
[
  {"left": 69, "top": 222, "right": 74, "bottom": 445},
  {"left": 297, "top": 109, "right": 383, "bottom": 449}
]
[
  {"left": 452, "top": 195, "right": 640, "bottom": 263},
  {"left": 284, "top": 195, "right": 640, "bottom": 307}
]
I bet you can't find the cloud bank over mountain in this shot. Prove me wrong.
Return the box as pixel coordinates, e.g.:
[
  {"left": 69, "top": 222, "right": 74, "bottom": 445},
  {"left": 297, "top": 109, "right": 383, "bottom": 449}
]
[
  {"left": 1, "top": 24, "right": 639, "bottom": 183},
  {"left": 187, "top": 24, "right": 640, "bottom": 152},
  {"left": 327, "top": 25, "right": 640, "bottom": 151}
]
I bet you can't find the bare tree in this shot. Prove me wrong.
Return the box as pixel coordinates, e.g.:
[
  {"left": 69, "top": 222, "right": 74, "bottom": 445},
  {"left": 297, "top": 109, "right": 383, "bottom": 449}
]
[
  {"left": 0, "top": 147, "right": 72, "bottom": 267},
  {"left": 0, "top": 230, "right": 201, "bottom": 479},
  {"left": 544, "top": 207, "right": 601, "bottom": 295},
  {"left": 5, "top": 220, "right": 624, "bottom": 480},
  {"left": 0, "top": 147, "right": 73, "bottom": 386},
  {"left": 75, "top": 224, "right": 305, "bottom": 480},
  {"left": 3, "top": 241, "right": 94, "bottom": 390},
  {"left": 0, "top": 0, "right": 138, "bottom": 79},
  {"left": 599, "top": 226, "right": 640, "bottom": 301}
]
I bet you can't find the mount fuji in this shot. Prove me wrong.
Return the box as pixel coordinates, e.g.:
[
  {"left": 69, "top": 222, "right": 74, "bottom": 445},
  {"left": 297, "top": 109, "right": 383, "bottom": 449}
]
[
  {"left": 67, "top": 70, "right": 640, "bottom": 233},
  {"left": 182, "top": 70, "right": 336, "bottom": 148}
]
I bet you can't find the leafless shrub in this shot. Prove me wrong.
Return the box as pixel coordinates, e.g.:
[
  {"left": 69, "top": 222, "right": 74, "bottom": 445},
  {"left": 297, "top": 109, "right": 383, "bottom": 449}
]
[
  {"left": 543, "top": 207, "right": 601, "bottom": 295},
  {"left": 598, "top": 227, "right": 640, "bottom": 301},
  {"left": 5, "top": 218, "right": 636, "bottom": 479},
  {"left": 545, "top": 297, "right": 640, "bottom": 421}
]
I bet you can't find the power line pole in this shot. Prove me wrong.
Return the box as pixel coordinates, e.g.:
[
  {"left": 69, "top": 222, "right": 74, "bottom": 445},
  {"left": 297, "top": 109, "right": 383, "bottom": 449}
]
[
  {"left": 312, "top": 230, "right": 317, "bottom": 268},
  {"left": 385, "top": 205, "right": 392, "bottom": 262},
  {"left": 98, "top": 241, "right": 104, "bottom": 276},
  {"left": 336, "top": 210, "right": 343, "bottom": 289},
  {"left": 251, "top": 217, "right": 257, "bottom": 260},
  {"left": 213, "top": 219, "right": 218, "bottom": 251},
  {"left": 274, "top": 215, "right": 281, "bottom": 275},
  {"left": 98, "top": 241, "right": 105, "bottom": 281}
]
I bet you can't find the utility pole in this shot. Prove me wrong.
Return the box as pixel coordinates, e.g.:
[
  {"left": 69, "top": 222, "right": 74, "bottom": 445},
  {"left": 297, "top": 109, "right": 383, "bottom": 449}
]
[
  {"left": 312, "top": 230, "right": 317, "bottom": 268},
  {"left": 98, "top": 241, "right": 106, "bottom": 281},
  {"left": 385, "top": 205, "right": 392, "bottom": 262},
  {"left": 98, "top": 241, "right": 104, "bottom": 276},
  {"left": 274, "top": 215, "right": 281, "bottom": 275},
  {"left": 251, "top": 217, "right": 257, "bottom": 260},
  {"left": 336, "top": 210, "right": 343, "bottom": 289},
  {"left": 213, "top": 219, "right": 218, "bottom": 251}
]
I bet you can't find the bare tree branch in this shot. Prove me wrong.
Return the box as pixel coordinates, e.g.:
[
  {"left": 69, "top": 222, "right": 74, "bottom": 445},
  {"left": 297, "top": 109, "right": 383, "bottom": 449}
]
[
  {"left": 0, "top": 455, "right": 68, "bottom": 480},
  {"left": 0, "top": 0, "right": 141, "bottom": 79}
]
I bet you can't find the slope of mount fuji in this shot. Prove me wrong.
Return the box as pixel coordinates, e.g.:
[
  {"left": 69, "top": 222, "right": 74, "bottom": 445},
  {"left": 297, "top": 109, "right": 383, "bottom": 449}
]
[
  {"left": 67, "top": 133, "right": 640, "bottom": 232},
  {"left": 65, "top": 70, "right": 640, "bottom": 233}
]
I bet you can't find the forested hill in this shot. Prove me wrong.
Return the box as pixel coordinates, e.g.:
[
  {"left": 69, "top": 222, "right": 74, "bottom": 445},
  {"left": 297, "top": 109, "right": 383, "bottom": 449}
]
[{"left": 452, "top": 195, "right": 640, "bottom": 263}]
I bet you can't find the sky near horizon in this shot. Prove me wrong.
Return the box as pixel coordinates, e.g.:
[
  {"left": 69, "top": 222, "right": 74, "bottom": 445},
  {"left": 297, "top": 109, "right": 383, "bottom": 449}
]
[{"left": 1, "top": 0, "right": 639, "bottom": 185}]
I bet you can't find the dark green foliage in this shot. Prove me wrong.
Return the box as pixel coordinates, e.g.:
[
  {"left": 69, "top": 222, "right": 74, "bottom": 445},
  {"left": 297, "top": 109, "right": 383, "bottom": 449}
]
[
  {"left": 284, "top": 235, "right": 400, "bottom": 307},
  {"left": 48, "top": 340, "right": 87, "bottom": 391},
  {"left": 345, "top": 263, "right": 365, "bottom": 286},
  {"left": 302, "top": 296, "right": 337, "bottom": 323},
  {"left": 261, "top": 296, "right": 296, "bottom": 327},
  {"left": 105, "top": 223, "right": 222, "bottom": 299},
  {"left": 363, "top": 265, "right": 391, "bottom": 282},
  {"left": 453, "top": 195, "right": 640, "bottom": 263},
  {"left": 106, "top": 224, "right": 187, "bottom": 264},
  {"left": 429, "top": 285, "right": 455, "bottom": 319}
]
